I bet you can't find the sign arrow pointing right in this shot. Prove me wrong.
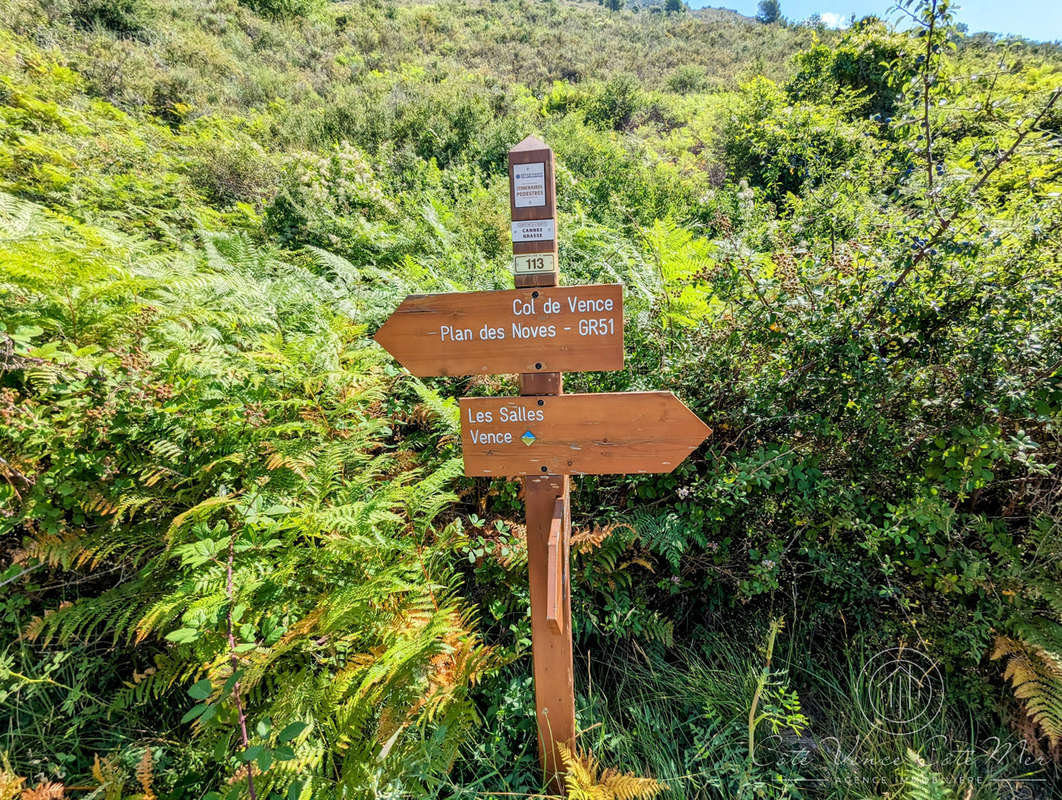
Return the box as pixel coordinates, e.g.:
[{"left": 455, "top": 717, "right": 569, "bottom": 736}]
[{"left": 460, "top": 392, "right": 712, "bottom": 476}]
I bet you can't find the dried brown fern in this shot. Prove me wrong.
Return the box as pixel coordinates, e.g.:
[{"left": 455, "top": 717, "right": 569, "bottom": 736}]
[
  {"left": 21, "top": 782, "right": 65, "bottom": 800},
  {"left": 570, "top": 523, "right": 631, "bottom": 554},
  {"left": 558, "top": 742, "right": 664, "bottom": 800},
  {"left": 135, "top": 748, "right": 156, "bottom": 800},
  {"left": 1012, "top": 706, "right": 1062, "bottom": 764}
]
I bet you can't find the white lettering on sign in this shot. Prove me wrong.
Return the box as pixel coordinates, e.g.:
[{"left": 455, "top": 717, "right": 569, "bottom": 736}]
[
  {"left": 512, "top": 322, "right": 557, "bottom": 339},
  {"left": 514, "top": 253, "right": 556, "bottom": 274},
  {"left": 578, "top": 318, "right": 615, "bottom": 336},
  {"left": 567, "top": 296, "right": 613, "bottom": 313},
  {"left": 439, "top": 325, "right": 473, "bottom": 341},
  {"left": 511, "top": 219, "right": 555, "bottom": 242},
  {"left": 426, "top": 290, "right": 621, "bottom": 349},
  {"left": 513, "top": 162, "right": 546, "bottom": 208},
  {"left": 466, "top": 404, "right": 546, "bottom": 446},
  {"left": 470, "top": 429, "right": 512, "bottom": 445},
  {"left": 467, "top": 406, "right": 544, "bottom": 424}
]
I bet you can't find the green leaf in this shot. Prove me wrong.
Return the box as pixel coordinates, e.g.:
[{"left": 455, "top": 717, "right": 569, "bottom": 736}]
[
  {"left": 188, "top": 678, "right": 213, "bottom": 699},
  {"left": 274, "top": 744, "right": 296, "bottom": 761},
  {"left": 277, "top": 721, "right": 308, "bottom": 743},
  {"left": 165, "top": 627, "right": 199, "bottom": 643},
  {"left": 180, "top": 703, "right": 210, "bottom": 724},
  {"left": 223, "top": 670, "right": 244, "bottom": 693},
  {"left": 255, "top": 717, "right": 271, "bottom": 738},
  {"left": 257, "top": 748, "right": 273, "bottom": 772},
  {"left": 11, "top": 324, "right": 44, "bottom": 342},
  {"left": 241, "top": 744, "right": 263, "bottom": 763}
]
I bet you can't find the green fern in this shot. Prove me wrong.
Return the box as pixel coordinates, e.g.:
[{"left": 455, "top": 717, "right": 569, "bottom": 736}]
[
  {"left": 901, "top": 749, "right": 955, "bottom": 800},
  {"left": 2, "top": 199, "right": 487, "bottom": 797}
]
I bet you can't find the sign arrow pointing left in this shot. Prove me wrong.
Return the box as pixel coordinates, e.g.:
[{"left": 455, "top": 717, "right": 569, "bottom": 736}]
[{"left": 373, "top": 285, "right": 624, "bottom": 377}]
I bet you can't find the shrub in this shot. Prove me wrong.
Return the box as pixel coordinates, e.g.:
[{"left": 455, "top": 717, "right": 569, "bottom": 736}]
[
  {"left": 665, "top": 64, "right": 709, "bottom": 93},
  {"left": 721, "top": 76, "right": 879, "bottom": 203},
  {"left": 184, "top": 120, "right": 280, "bottom": 208},
  {"left": 237, "top": 0, "right": 323, "bottom": 21},
  {"left": 69, "top": 0, "right": 153, "bottom": 36},
  {"left": 585, "top": 74, "right": 643, "bottom": 131},
  {"left": 787, "top": 18, "right": 916, "bottom": 118},
  {"left": 264, "top": 142, "right": 397, "bottom": 258}
]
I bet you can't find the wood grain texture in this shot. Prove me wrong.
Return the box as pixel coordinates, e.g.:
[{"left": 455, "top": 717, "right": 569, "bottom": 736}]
[
  {"left": 519, "top": 371, "right": 562, "bottom": 395},
  {"left": 524, "top": 475, "right": 573, "bottom": 794},
  {"left": 373, "top": 285, "right": 623, "bottom": 377},
  {"left": 460, "top": 391, "right": 712, "bottom": 476}
]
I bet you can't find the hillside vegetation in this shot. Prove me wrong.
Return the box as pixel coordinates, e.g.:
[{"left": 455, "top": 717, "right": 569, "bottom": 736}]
[{"left": 1, "top": 0, "right": 1061, "bottom": 798}]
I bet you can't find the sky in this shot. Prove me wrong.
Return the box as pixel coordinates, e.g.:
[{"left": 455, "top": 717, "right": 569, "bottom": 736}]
[{"left": 688, "top": 0, "right": 1062, "bottom": 42}]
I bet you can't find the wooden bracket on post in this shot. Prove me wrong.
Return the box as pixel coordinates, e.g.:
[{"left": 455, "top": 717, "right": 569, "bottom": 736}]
[
  {"left": 524, "top": 474, "right": 573, "bottom": 795},
  {"left": 546, "top": 498, "right": 566, "bottom": 635}
]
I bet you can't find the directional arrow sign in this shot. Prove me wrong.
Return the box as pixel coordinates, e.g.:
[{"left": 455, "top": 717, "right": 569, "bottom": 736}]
[
  {"left": 373, "top": 285, "right": 623, "bottom": 377},
  {"left": 460, "top": 392, "right": 711, "bottom": 476}
]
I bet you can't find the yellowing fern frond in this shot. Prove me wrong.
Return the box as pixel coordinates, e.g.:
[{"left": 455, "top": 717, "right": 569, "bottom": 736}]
[
  {"left": 558, "top": 743, "right": 664, "bottom": 800},
  {"left": 91, "top": 754, "right": 123, "bottom": 800},
  {"left": 0, "top": 764, "right": 25, "bottom": 800},
  {"left": 571, "top": 524, "right": 624, "bottom": 554},
  {"left": 15, "top": 530, "right": 95, "bottom": 570},
  {"left": 992, "top": 635, "right": 1062, "bottom": 748}
]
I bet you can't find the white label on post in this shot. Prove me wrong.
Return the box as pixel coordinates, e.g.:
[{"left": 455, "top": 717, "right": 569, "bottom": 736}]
[
  {"left": 511, "top": 219, "right": 555, "bottom": 242},
  {"left": 513, "top": 162, "right": 546, "bottom": 208},
  {"left": 513, "top": 253, "right": 556, "bottom": 274}
]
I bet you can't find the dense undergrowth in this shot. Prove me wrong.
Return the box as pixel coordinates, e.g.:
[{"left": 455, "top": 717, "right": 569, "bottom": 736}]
[{"left": 1, "top": 0, "right": 1061, "bottom": 798}]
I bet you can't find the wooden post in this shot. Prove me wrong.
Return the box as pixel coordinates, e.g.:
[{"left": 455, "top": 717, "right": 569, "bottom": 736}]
[{"left": 510, "top": 136, "right": 575, "bottom": 794}]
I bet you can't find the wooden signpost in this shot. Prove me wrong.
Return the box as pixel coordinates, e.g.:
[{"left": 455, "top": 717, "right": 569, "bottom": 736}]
[{"left": 374, "top": 136, "right": 711, "bottom": 794}]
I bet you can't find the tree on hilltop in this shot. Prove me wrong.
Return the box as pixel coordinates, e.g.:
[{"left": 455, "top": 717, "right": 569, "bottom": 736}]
[{"left": 757, "top": 0, "right": 781, "bottom": 24}]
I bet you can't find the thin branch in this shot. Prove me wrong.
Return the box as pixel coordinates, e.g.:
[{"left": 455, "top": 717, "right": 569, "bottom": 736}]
[
  {"left": 0, "top": 563, "right": 42, "bottom": 589},
  {"left": 0, "top": 454, "right": 31, "bottom": 490},
  {"left": 922, "top": 0, "right": 937, "bottom": 194},
  {"left": 858, "top": 86, "right": 1062, "bottom": 330},
  {"left": 227, "top": 531, "right": 257, "bottom": 800}
]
